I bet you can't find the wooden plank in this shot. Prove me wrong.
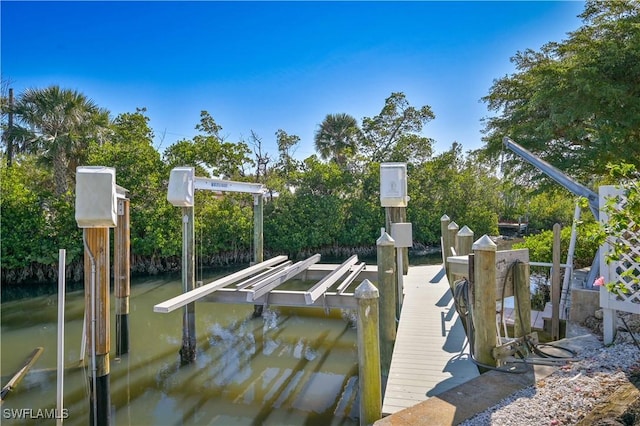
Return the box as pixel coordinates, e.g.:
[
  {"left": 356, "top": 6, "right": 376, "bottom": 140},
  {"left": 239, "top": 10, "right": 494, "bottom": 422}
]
[
  {"left": 247, "top": 254, "right": 321, "bottom": 302},
  {"left": 382, "top": 264, "right": 480, "bottom": 415},
  {"left": 1, "top": 347, "right": 44, "bottom": 401},
  {"left": 305, "top": 255, "right": 358, "bottom": 304},
  {"left": 153, "top": 255, "right": 288, "bottom": 313}
]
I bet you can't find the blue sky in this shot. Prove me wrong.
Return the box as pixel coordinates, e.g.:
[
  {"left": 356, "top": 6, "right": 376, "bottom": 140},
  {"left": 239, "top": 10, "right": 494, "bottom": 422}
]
[{"left": 1, "top": 1, "right": 585, "bottom": 160}]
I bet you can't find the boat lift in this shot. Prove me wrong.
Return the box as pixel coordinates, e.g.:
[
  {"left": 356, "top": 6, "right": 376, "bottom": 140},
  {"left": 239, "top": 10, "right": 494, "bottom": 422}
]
[{"left": 502, "top": 137, "right": 600, "bottom": 286}]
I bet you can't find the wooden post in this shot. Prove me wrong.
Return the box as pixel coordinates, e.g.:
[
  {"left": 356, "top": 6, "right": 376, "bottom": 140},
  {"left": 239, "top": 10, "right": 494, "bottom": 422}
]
[
  {"left": 472, "top": 235, "right": 497, "bottom": 371},
  {"left": 551, "top": 223, "right": 561, "bottom": 340},
  {"left": 253, "top": 194, "right": 264, "bottom": 263},
  {"left": 84, "top": 228, "right": 111, "bottom": 426},
  {"left": 440, "top": 214, "right": 450, "bottom": 263},
  {"left": 252, "top": 194, "right": 265, "bottom": 318},
  {"left": 180, "top": 207, "right": 196, "bottom": 364},
  {"left": 456, "top": 225, "right": 474, "bottom": 256},
  {"left": 385, "top": 207, "right": 408, "bottom": 274},
  {"left": 114, "top": 198, "right": 131, "bottom": 357},
  {"left": 355, "top": 279, "right": 382, "bottom": 426},
  {"left": 377, "top": 229, "right": 396, "bottom": 377},
  {"left": 514, "top": 262, "right": 531, "bottom": 339},
  {"left": 447, "top": 221, "right": 459, "bottom": 257}
]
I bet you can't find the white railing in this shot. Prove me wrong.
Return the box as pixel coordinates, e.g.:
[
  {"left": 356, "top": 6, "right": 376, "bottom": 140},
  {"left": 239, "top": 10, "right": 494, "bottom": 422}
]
[{"left": 599, "top": 185, "right": 640, "bottom": 344}]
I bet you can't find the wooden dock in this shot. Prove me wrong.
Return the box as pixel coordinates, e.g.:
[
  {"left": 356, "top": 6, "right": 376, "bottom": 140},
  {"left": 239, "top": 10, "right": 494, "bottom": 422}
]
[{"left": 382, "top": 264, "right": 480, "bottom": 415}]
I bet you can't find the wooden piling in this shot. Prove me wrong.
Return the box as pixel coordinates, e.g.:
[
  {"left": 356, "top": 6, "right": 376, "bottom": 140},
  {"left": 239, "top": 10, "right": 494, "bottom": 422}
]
[
  {"left": 440, "top": 214, "right": 450, "bottom": 263},
  {"left": 385, "top": 207, "right": 408, "bottom": 274},
  {"left": 447, "top": 221, "right": 459, "bottom": 257},
  {"left": 551, "top": 223, "right": 561, "bottom": 340},
  {"left": 456, "top": 225, "right": 474, "bottom": 256},
  {"left": 114, "top": 198, "right": 131, "bottom": 357},
  {"left": 472, "top": 235, "right": 497, "bottom": 371},
  {"left": 377, "top": 230, "right": 396, "bottom": 376},
  {"left": 355, "top": 279, "right": 382, "bottom": 426},
  {"left": 180, "top": 207, "right": 197, "bottom": 364},
  {"left": 84, "top": 228, "right": 111, "bottom": 426},
  {"left": 514, "top": 261, "right": 532, "bottom": 338},
  {"left": 253, "top": 194, "right": 264, "bottom": 263},
  {"left": 252, "top": 194, "right": 265, "bottom": 318}
]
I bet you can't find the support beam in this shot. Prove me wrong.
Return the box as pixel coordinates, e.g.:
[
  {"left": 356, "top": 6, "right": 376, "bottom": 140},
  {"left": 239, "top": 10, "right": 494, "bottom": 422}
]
[
  {"left": 336, "top": 263, "right": 366, "bottom": 294},
  {"left": 194, "top": 176, "right": 264, "bottom": 194},
  {"left": 304, "top": 255, "right": 358, "bottom": 304},
  {"left": 114, "top": 198, "right": 131, "bottom": 357},
  {"left": 202, "top": 288, "right": 358, "bottom": 310},
  {"left": 235, "top": 261, "right": 292, "bottom": 290},
  {"left": 153, "top": 255, "right": 288, "bottom": 313},
  {"left": 248, "top": 254, "right": 321, "bottom": 302}
]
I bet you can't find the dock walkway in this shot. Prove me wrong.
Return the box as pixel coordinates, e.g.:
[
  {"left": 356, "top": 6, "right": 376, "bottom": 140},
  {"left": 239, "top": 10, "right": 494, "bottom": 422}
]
[{"left": 382, "top": 264, "right": 479, "bottom": 415}]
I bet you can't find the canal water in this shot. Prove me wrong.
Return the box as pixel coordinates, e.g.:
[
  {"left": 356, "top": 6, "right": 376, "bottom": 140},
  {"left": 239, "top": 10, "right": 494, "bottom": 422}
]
[{"left": 1, "top": 269, "right": 362, "bottom": 425}]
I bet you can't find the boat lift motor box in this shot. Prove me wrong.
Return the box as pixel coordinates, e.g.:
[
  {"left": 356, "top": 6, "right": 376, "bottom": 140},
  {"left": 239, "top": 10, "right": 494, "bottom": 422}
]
[
  {"left": 75, "top": 166, "right": 117, "bottom": 228},
  {"left": 380, "top": 162, "right": 409, "bottom": 207},
  {"left": 167, "top": 167, "right": 195, "bottom": 207}
]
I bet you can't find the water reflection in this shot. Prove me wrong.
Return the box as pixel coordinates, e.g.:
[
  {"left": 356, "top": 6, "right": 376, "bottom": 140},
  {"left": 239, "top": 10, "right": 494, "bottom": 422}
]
[{"left": 1, "top": 273, "right": 359, "bottom": 425}]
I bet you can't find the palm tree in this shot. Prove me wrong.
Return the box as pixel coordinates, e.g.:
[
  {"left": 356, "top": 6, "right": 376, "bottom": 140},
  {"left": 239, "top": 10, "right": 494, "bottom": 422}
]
[
  {"left": 314, "top": 113, "right": 362, "bottom": 166},
  {"left": 12, "top": 86, "right": 110, "bottom": 196}
]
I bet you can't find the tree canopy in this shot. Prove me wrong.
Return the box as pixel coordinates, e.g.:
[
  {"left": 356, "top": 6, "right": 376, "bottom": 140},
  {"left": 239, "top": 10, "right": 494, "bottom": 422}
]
[{"left": 482, "top": 0, "right": 640, "bottom": 184}]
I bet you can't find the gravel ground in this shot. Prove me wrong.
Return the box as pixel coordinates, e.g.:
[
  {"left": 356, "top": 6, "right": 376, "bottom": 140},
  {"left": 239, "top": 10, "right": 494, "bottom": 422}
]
[{"left": 460, "top": 313, "right": 640, "bottom": 426}]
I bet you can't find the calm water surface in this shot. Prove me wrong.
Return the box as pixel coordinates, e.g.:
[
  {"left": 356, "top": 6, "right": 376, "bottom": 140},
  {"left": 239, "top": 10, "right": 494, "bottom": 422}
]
[{"left": 1, "top": 270, "right": 361, "bottom": 425}]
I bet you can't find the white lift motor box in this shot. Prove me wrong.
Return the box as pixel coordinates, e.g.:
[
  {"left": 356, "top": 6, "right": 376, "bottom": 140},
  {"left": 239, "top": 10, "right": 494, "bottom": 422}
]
[
  {"left": 380, "top": 162, "right": 409, "bottom": 207},
  {"left": 167, "top": 167, "right": 195, "bottom": 207},
  {"left": 75, "top": 166, "right": 117, "bottom": 228}
]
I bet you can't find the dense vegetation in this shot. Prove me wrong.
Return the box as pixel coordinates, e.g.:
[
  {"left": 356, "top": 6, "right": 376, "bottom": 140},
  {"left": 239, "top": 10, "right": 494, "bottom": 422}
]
[{"left": 1, "top": 1, "right": 638, "bottom": 288}]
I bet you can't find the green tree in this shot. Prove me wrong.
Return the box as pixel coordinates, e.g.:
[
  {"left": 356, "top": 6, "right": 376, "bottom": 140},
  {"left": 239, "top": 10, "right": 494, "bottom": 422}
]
[
  {"left": 410, "top": 145, "right": 500, "bottom": 244},
  {"left": 361, "top": 92, "right": 435, "bottom": 164},
  {"left": 163, "top": 111, "right": 252, "bottom": 179},
  {"left": 10, "top": 86, "right": 111, "bottom": 196},
  {"left": 88, "top": 109, "right": 179, "bottom": 257},
  {"left": 314, "top": 113, "right": 361, "bottom": 167},
  {"left": 482, "top": 0, "right": 640, "bottom": 183}
]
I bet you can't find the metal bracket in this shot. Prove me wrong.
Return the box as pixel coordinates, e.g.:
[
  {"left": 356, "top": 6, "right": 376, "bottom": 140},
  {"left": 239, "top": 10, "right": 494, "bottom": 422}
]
[{"left": 492, "top": 332, "right": 539, "bottom": 360}]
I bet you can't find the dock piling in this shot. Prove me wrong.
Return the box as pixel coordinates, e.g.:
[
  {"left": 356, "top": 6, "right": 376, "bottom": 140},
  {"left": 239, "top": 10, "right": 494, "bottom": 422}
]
[
  {"left": 377, "top": 229, "right": 396, "bottom": 376},
  {"left": 114, "top": 198, "right": 131, "bottom": 357},
  {"left": 84, "top": 228, "right": 111, "bottom": 426},
  {"left": 180, "top": 207, "right": 197, "bottom": 364},
  {"left": 472, "top": 235, "right": 498, "bottom": 371},
  {"left": 355, "top": 279, "right": 382, "bottom": 426}
]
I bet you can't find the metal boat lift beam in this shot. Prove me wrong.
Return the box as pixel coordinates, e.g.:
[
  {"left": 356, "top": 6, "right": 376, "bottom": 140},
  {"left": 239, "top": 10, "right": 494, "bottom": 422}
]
[
  {"left": 503, "top": 137, "right": 599, "bottom": 220},
  {"left": 503, "top": 136, "right": 601, "bottom": 284}
]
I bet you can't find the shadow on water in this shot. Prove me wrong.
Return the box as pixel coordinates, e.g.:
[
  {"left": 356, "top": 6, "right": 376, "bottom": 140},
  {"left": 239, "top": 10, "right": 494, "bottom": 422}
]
[{"left": 0, "top": 272, "right": 359, "bottom": 426}]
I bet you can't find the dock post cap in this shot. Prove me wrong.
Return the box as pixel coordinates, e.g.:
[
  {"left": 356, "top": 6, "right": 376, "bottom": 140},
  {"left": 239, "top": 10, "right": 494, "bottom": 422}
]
[
  {"left": 355, "top": 279, "right": 379, "bottom": 299},
  {"left": 440, "top": 214, "right": 450, "bottom": 221},
  {"left": 376, "top": 230, "right": 395, "bottom": 246},
  {"left": 458, "top": 225, "right": 474, "bottom": 236},
  {"left": 447, "top": 221, "right": 459, "bottom": 230},
  {"left": 472, "top": 234, "right": 497, "bottom": 251}
]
